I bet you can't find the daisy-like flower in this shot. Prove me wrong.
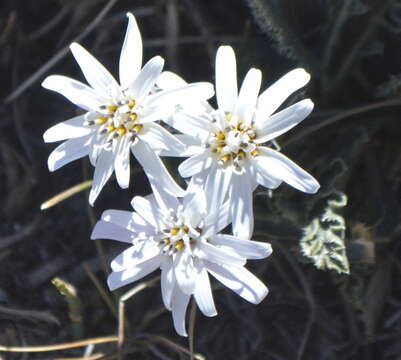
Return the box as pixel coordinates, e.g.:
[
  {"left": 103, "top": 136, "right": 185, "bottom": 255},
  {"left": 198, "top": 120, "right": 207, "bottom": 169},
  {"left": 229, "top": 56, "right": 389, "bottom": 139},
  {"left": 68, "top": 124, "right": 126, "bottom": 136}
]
[
  {"left": 164, "top": 46, "right": 320, "bottom": 239},
  {"left": 91, "top": 185, "right": 272, "bottom": 336},
  {"left": 42, "top": 13, "right": 214, "bottom": 205}
]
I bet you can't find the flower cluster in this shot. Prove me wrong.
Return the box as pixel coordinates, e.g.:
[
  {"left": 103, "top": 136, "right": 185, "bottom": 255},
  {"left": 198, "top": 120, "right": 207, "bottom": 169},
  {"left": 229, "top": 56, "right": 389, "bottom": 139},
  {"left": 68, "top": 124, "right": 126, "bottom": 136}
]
[{"left": 43, "top": 13, "right": 319, "bottom": 336}]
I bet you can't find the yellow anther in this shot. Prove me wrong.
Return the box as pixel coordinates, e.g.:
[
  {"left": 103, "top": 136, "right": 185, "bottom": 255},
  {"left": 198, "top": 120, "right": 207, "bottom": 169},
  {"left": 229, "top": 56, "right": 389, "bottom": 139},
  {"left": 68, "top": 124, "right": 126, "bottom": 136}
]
[
  {"left": 129, "top": 113, "right": 138, "bottom": 121},
  {"left": 226, "top": 113, "right": 233, "bottom": 121},
  {"left": 175, "top": 240, "right": 185, "bottom": 251},
  {"left": 238, "top": 150, "right": 246, "bottom": 159},
  {"left": 216, "top": 145, "right": 224, "bottom": 152},
  {"left": 237, "top": 121, "right": 245, "bottom": 131},
  {"left": 216, "top": 132, "right": 225, "bottom": 140},
  {"left": 247, "top": 130, "right": 257, "bottom": 139},
  {"left": 251, "top": 149, "right": 259, "bottom": 157},
  {"left": 220, "top": 154, "right": 231, "bottom": 163},
  {"left": 163, "top": 238, "right": 170, "bottom": 245},
  {"left": 95, "top": 117, "right": 108, "bottom": 125},
  {"left": 117, "top": 127, "right": 126, "bottom": 136},
  {"left": 170, "top": 228, "right": 179, "bottom": 235},
  {"left": 133, "top": 124, "right": 143, "bottom": 133},
  {"left": 107, "top": 105, "right": 118, "bottom": 112},
  {"left": 182, "top": 225, "right": 189, "bottom": 233},
  {"left": 107, "top": 124, "right": 116, "bottom": 132},
  {"left": 128, "top": 99, "right": 136, "bottom": 108}
]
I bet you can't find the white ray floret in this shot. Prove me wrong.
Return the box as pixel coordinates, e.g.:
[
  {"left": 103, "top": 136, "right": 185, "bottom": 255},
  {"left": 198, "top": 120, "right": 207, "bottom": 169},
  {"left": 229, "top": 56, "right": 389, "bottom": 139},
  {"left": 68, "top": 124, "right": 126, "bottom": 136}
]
[
  {"left": 91, "top": 185, "right": 272, "bottom": 336},
  {"left": 42, "top": 12, "right": 214, "bottom": 205},
  {"left": 165, "top": 46, "right": 320, "bottom": 239}
]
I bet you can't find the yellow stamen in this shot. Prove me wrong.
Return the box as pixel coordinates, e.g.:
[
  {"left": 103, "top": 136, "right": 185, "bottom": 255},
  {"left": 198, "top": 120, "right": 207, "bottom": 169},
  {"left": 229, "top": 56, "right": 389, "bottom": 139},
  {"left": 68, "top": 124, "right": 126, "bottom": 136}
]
[
  {"left": 163, "top": 238, "right": 170, "bottom": 245},
  {"left": 251, "top": 149, "right": 259, "bottom": 157},
  {"left": 182, "top": 225, "right": 189, "bottom": 233},
  {"left": 107, "top": 124, "right": 116, "bottom": 133},
  {"left": 117, "top": 127, "right": 126, "bottom": 136},
  {"left": 133, "top": 124, "right": 143, "bottom": 133},
  {"left": 107, "top": 105, "right": 118, "bottom": 112},
  {"left": 175, "top": 240, "right": 185, "bottom": 251},
  {"left": 170, "top": 228, "right": 179, "bottom": 236},
  {"left": 238, "top": 150, "right": 246, "bottom": 159},
  {"left": 216, "top": 132, "right": 225, "bottom": 140},
  {"left": 95, "top": 117, "right": 108, "bottom": 125},
  {"left": 226, "top": 113, "right": 233, "bottom": 121},
  {"left": 129, "top": 113, "right": 138, "bottom": 121},
  {"left": 220, "top": 154, "right": 231, "bottom": 163},
  {"left": 128, "top": 99, "right": 136, "bottom": 108}
]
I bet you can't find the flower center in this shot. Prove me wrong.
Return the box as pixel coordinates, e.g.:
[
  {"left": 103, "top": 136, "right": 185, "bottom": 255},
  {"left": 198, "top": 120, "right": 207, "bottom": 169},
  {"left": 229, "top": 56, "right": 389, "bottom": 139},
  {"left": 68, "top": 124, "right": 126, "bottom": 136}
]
[
  {"left": 85, "top": 98, "right": 143, "bottom": 140},
  {"left": 208, "top": 113, "right": 259, "bottom": 171}
]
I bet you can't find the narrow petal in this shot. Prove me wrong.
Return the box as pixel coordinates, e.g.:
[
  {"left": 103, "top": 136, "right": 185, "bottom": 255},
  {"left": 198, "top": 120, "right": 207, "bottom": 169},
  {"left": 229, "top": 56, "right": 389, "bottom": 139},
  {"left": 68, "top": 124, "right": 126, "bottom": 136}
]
[
  {"left": 235, "top": 68, "right": 262, "bottom": 125},
  {"left": 183, "top": 190, "right": 206, "bottom": 227},
  {"left": 129, "top": 56, "right": 164, "bottom": 100},
  {"left": 70, "top": 43, "right": 120, "bottom": 98},
  {"left": 157, "top": 70, "right": 187, "bottom": 89},
  {"left": 42, "top": 75, "right": 107, "bottom": 111},
  {"left": 119, "top": 13, "right": 142, "bottom": 88},
  {"left": 133, "top": 140, "right": 185, "bottom": 197},
  {"left": 202, "top": 200, "right": 231, "bottom": 238},
  {"left": 250, "top": 160, "right": 282, "bottom": 189},
  {"left": 91, "top": 220, "right": 135, "bottom": 243},
  {"left": 204, "top": 163, "right": 232, "bottom": 214},
  {"left": 101, "top": 209, "right": 152, "bottom": 233},
  {"left": 107, "top": 255, "right": 162, "bottom": 291},
  {"left": 43, "top": 115, "right": 92, "bottom": 143},
  {"left": 48, "top": 134, "right": 91, "bottom": 171},
  {"left": 174, "top": 251, "right": 196, "bottom": 295},
  {"left": 156, "top": 134, "right": 202, "bottom": 157},
  {"left": 131, "top": 195, "right": 164, "bottom": 229},
  {"left": 114, "top": 136, "right": 131, "bottom": 189},
  {"left": 254, "top": 99, "right": 314, "bottom": 144},
  {"left": 139, "top": 123, "right": 185, "bottom": 153},
  {"left": 171, "top": 286, "right": 191, "bottom": 336},
  {"left": 211, "top": 235, "right": 273, "bottom": 259},
  {"left": 216, "top": 46, "right": 237, "bottom": 113},
  {"left": 161, "top": 258, "right": 175, "bottom": 310},
  {"left": 206, "top": 262, "right": 268, "bottom": 304},
  {"left": 151, "top": 183, "right": 180, "bottom": 215},
  {"left": 178, "top": 150, "right": 213, "bottom": 178},
  {"left": 257, "top": 68, "right": 311, "bottom": 117},
  {"left": 197, "top": 241, "right": 246, "bottom": 266},
  {"left": 111, "top": 241, "right": 160, "bottom": 271},
  {"left": 230, "top": 171, "right": 254, "bottom": 240},
  {"left": 89, "top": 148, "right": 115, "bottom": 205},
  {"left": 89, "top": 131, "right": 107, "bottom": 166},
  {"left": 166, "top": 112, "right": 213, "bottom": 139},
  {"left": 193, "top": 260, "right": 217, "bottom": 317},
  {"left": 145, "top": 83, "right": 214, "bottom": 108},
  {"left": 256, "top": 147, "right": 320, "bottom": 194}
]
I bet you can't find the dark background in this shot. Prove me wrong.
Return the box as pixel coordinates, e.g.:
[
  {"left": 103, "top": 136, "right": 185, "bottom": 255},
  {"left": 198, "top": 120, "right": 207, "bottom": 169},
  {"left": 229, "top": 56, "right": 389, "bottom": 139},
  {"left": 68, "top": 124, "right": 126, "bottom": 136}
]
[{"left": 1, "top": 0, "right": 401, "bottom": 359}]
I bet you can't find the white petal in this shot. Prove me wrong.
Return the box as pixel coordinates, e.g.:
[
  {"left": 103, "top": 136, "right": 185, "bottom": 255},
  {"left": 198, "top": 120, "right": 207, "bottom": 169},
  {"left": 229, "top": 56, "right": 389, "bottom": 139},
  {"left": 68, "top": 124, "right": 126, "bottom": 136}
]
[
  {"left": 216, "top": 46, "right": 237, "bottom": 112},
  {"left": 114, "top": 136, "right": 131, "bottom": 189},
  {"left": 42, "top": 75, "right": 107, "bottom": 111},
  {"left": 257, "top": 68, "right": 311, "bottom": 117},
  {"left": 178, "top": 150, "right": 213, "bottom": 178},
  {"left": 88, "top": 131, "right": 107, "bottom": 166},
  {"left": 43, "top": 115, "right": 92, "bottom": 143},
  {"left": 230, "top": 171, "right": 254, "bottom": 239},
  {"left": 193, "top": 260, "right": 217, "bottom": 317},
  {"left": 251, "top": 160, "right": 282, "bottom": 189},
  {"left": 174, "top": 251, "right": 196, "bottom": 295},
  {"left": 235, "top": 68, "right": 261, "bottom": 125},
  {"left": 171, "top": 286, "right": 191, "bottom": 336},
  {"left": 256, "top": 147, "right": 320, "bottom": 194},
  {"left": 91, "top": 220, "right": 135, "bottom": 243},
  {"left": 131, "top": 195, "right": 164, "bottom": 229},
  {"left": 89, "top": 148, "right": 115, "bottom": 205},
  {"left": 204, "top": 163, "right": 232, "bottom": 214},
  {"left": 254, "top": 99, "right": 314, "bottom": 144},
  {"left": 139, "top": 123, "right": 185, "bottom": 152},
  {"left": 155, "top": 134, "right": 202, "bottom": 157},
  {"left": 101, "top": 209, "right": 151, "bottom": 233},
  {"left": 206, "top": 262, "right": 268, "bottom": 304},
  {"left": 119, "top": 13, "right": 142, "bottom": 88},
  {"left": 157, "top": 70, "right": 187, "bottom": 89},
  {"left": 166, "top": 112, "right": 213, "bottom": 139},
  {"left": 129, "top": 56, "right": 164, "bottom": 100},
  {"left": 183, "top": 190, "right": 206, "bottom": 227},
  {"left": 211, "top": 235, "right": 272, "bottom": 259},
  {"left": 197, "top": 241, "right": 246, "bottom": 266},
  {"left": 161, "top": 258, "right": 175, "bottom": 310},
  {"left": 47, "top": 134, "right": 91, "bottom": 171},
  {"left": 111, "top": 241, "right": 160, "bottom": 272},
  {"left": 133, "top": 140, "right": 185, "bottom": 197},
  {"left": 145, "top": 83, "right": 214, "bottom": 108},
  {"left": 202, "top": 200, "right": 231, "bottom": 238},
  {"left": 107, "top": 254, "right": 162, "bottom": 291},
  {"left": 70, "top": 43, "right": 120, "bottom": 98}
]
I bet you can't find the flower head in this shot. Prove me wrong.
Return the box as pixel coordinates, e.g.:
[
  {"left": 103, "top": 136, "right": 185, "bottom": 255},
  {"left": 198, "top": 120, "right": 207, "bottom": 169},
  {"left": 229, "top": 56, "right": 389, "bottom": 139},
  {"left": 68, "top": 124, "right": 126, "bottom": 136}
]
[
  {"left": 166, "top": 46, "right": 320, "bottom": 239},
  {"left": 42, "top": 13, "right": 214, "bottom": 205},
  {"left": 91, "top": 185, "right": 272, "bottom": 336}
]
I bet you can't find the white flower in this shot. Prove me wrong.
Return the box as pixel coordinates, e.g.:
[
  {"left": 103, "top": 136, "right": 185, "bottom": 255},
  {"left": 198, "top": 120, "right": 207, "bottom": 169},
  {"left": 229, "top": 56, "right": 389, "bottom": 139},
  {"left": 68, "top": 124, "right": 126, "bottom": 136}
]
[
  {"left": 91, "top": 185, "right": 272, "bottom": 336},
  {"left": 164, "top": 46, "right": 320, "bottom": 239},
  {"left": 42, "top": 13, "right": 214, "bottom": 205}
]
